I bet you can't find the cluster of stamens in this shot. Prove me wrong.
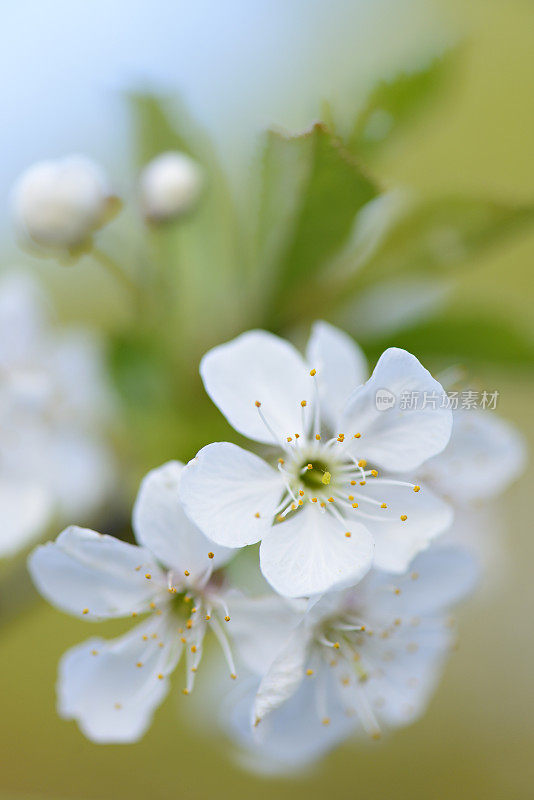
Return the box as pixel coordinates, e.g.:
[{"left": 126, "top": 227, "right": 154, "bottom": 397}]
[{"left": 254, "top": 368, "right": 420, "bottom": 533}]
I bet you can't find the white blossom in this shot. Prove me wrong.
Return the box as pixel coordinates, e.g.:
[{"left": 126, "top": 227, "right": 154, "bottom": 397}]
[
  {"left": 180, "top": 322, "right": 453, "bottom": 598},
  {"left": 0, "top": 272, "right": 113, "bottom": 558},
  {"left": 28, "top": 461, "right": 246, "bottom": 743}
]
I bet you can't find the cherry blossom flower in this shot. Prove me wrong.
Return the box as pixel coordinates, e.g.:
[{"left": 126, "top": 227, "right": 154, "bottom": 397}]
[
  {"left": 0, "top": 272, "right": 113, "bottom": 558},
  {"left": 28, "top": 461, "right": 240, "bottom": 743},
  {"left": 139, "top": 151, "right": 203, "bottom": 222},
  {"left": 180, "top": 322, "right": 453, "bottom": 598},
  {"left": 222, "top": 546, "right": 476, "bottom": 774}
]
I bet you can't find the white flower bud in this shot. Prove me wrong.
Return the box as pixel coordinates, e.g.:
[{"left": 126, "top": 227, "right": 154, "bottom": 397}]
[
  {"left": 11, "top": 156, "right": 116, "bottom": 254},
  {"left": 139, "top": 151, "right": 203, "bottom": 222}
]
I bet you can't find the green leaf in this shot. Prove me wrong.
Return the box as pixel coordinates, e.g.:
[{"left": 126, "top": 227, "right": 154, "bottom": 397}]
[
  {"left": 129, "top": 93, "right": 204, "bottom": 165},
  {"left": 347, "top": 50, "right": 455, "bottom": 155},
  {"left": 342, "top": 196, "right": 534, "bottom": 293},
  {"left": 364, "top": 313, "right": 534, "bottom": 370},
  {"left": 258, "top": 123, "right": 378, "bottom": 309}
]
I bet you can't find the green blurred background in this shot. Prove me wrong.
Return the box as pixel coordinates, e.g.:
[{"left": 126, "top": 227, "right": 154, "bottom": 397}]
[{"left": 1, "top": 0, "right": 533, "bottom": 797}]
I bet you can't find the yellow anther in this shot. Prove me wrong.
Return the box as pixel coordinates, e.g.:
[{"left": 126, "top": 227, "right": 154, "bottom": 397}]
[
  {"left": 255, "top": 400, "right": 261, "bottom": 407},
  {"left": 136, "top": 662, "right": 143, "bottom": 668},
  {"left": 295, "top": 433, "right": 300, "bottom": 439},
  {"left": 370, "top": 470, "right": 378, "bottom": 477},
  {"left": 224, "top": 615, "right": 230, "bottom": 622},
  {"left": 277, "top": 514, "right": 285, "bottom": 521},
  {"left": 315, "top": 434, "right": 321, "bottom": 440},
  {"left": 145, "top": 573, "right": 152, "bottom": 580},
  {"left": 348, "top": 495, "right": 354, "bottom": 501},
  {"left": 328, "top": 497, "right": 335, "bottom": 503},
  {"left": 380, "top": 503, "right": 387, "bottom": 509},
  {"left": 291, "top": 503, "right": 296, "bottom": 510},
  {"left": 91, "top": 649, "right": 98, "bottom": 656},
  {"left": 132, "top": 612, "right": 138, "bottom": 618},
  {"left": 181, "top": 637, "right": 187, "bottom": 643},
  {"left": 360, "top": 480, "right": 366, "bottom": 486},
  {"left": 299, "top": 490, "right": 304, "bottom": 496},
  {"left": 191, "top": 607, "right": 197, "bottom": 613},
  {"left": 354, "top": 433, "right": 361, "bottom": 439},
  {"left": 158, "top": 673, "right": 164, "bottom": 680},
  {"left": 350, "top": 480, "right": 356, "bottom": 486},
  {"left": 142, "top": 635, "right": 148, "bottom": 641},
  {"left": 82, "top": 608, "right": 89, "bottom": 615},
  {"left": 394, "top": 618, "right": 402, "bottom": 626},
  {"left": 186, "top": 621, "right": 193, "bottom": 631},
  {"left": 191, "top": 645, "right": 197, "bottom": 653},
  {"left": 307, "top": 463, "right": 313, "bottom": 470},
  {"left": 135, "top": 565, "right": 141, "bottom": 571},
  {"left": 150, "top": 602, "right": 156, "bottom": 609},
  {"left": 298, "top": 499, "right": 303, "bottom": 506},
  {"left": 320, "top": 501, "right": 326, "bottom": 508},
  {"left": 151, "top": 633, "right": 158, "bottom": 639},
  {"left": 345, "top": 532, "right": 351, "bottom": 538},
  {"left": 413, "top": 485, "right": 421, "bottom": 492},
  {"left": 254, "top": 512, "right": 260, "bottom": 518},
  {"left": 184, "top": 595, "right": 192, "bottom": 603},
  {"left": 301, "top": 400, "right": 307, "bottom": 407},
  {"left": 322, "top": 717, "right": 330, "bottom": 726},
  {"left": 287, "top": 436, "right": 292, "bottom": 442},
  {"left": 310, "top": 369, "right": 316, "bottom": 377},
  {"left": 158, "top": 642, "right": 164, "bottom": 648},
  {"left": 278, "top": 458, "right": 285, "bottom": 465},
  {"left": 394, "top": 587, "right": 401, "bottom": 595},
  {"left": 306, "top": 669, "right": 314, "bottom": 676},
  {"left": 358, "top": 459, "right": 367, "bottom": 468},
  {"left": 182, "top": 688, "right": 189, "bottom": 695},
  {"left": 400, "top": 515, "right": 407, "bottom": 522},
  {"left": 411, "top": 571, "right": 419, "bottom": 580},
  {"left": 333, "top": 642, "right": 340, "bottom": 649},
  {"left": 352, "top": 502, "right": 359, "bottom": 509},
  {"left": 205, "top": 614, "right": 211, "bottom": 621},
  {"left": 322, "top": 471, "right": 331, "bottom": 485},
  {"left": 114, "top": 702, "right": 122, "bottom": 709},
  {"left": 311, "top": 497, "right": 317, "bottom": 503},
  {"left": 230, "top": 673, "right": 237, "bottom": 680},
  {"left": 184, "top": 570, "right": 190, "bottom": 577},
  {"left": 208, "top": 552, "right": 214, "bottom": 559}
]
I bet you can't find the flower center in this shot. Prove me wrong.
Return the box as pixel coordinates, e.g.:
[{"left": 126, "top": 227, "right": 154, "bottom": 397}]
[{"left": 299, "top": 460, "right": 332, "bottom": 490}]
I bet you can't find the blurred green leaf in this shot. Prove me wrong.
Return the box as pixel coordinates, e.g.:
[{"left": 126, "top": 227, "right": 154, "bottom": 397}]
[
  {"left": 347, "top": 50, "right": 455, "bottom": 155},
  {"left": 107, "top": 333, "right": 174, "bottom": 410},
  {"left": 341, "top": 196, "right": 534, "bottom": 292},
  {"left": 365, "top": 312, "right": 534, "bottom": 370},
  {"left": 259, "top": 123, "right": 378, "bottom": 315}
]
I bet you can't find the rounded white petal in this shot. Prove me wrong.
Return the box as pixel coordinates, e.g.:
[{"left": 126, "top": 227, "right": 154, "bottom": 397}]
[
  {"left": 12, "top": 156, "right": 112, "bottom": 250},
  {"left": 139, "top": 151, "right": 203, "bottom": 221},
  {"left": 342, "top": 348, "right": 453, "bottom": 471},
  {"left": 28, "top": 526, "right": 165, "bottom": 619},
  {"left": 260, "top": 504, "right": 374, "bottom": 598},
  {"left": 133, "top": 460, "right": 232, "bottom": 577},
  {"left": 423, "top": 409, "right": 527, "bottom": 503},
  {"left": 354, "top": 480, "right": 453, "bottom": 573},
  {"left": 58, "top": 615, "right": 182, "bottom": 743},
  {"left": 180, "top": 442, "right": 284, "bottom": 548},
  {"left": 0, "top": 480, "right": 53, "bottom": 558},
  {"left": 253, "top": 622, "right": 310, "bottom": 723},
  {"left": 305, "top": 320, "right": 367, "bottom": 430},
  {"left": 200, "top": 330, "right": 313, "bottom": 444}
]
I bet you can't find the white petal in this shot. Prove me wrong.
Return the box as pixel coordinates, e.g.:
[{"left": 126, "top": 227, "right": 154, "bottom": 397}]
[
  {"left": 305, "top": 320, "right": 367, "bottom": 430},
  {"left": 180, "top": 442, "right": 284, "bottom": 548},
  {"left": 260, "top": 504, "right": 374, "bottom": 598},
  {"left": 28, "top": 526, "right": 165, "bottom": 619},
  {"left": 365, "top": 545, "right": 478, "bottom": 619},
  {"left": 133, "top": 461, "right": 232, "bottom": 578},
  {"left": 342, "top": 348, "right": 453, "bottom": 471},
  {"left": 229, "top": 593, "right": 305, "bottom": 676},
  {"left": 0, "top": 480, "right": 53, "bottom": 558},
  {"left": 353, "top": 480, "right": 453, "bottom": 573},
  {"left": 200, "top": 330, "right": 313, "bottom": 444},
  {"left": 423, "top": 409, "right": 527, "bottom": 503},
  {"left": 225, "top": 671, "right": 356, "bottom": 775},
  {"left": 58, "top": 615, "right": 182, "bottom": 743},
  {"left": 253, "top": 622, "right": 310, "bottom": 724}
]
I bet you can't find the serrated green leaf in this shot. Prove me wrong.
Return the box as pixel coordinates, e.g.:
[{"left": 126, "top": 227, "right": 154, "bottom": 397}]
[
  {"left": 258, "top": 123, "right": 378, "bottom": 314},
  {"left": 347, "top": 50, "right": 455, "bottom": 154}
]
